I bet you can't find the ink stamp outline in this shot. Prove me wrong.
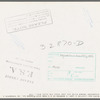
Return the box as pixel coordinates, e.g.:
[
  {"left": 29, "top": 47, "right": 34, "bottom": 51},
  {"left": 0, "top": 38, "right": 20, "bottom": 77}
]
[
  {"left": 48, "top": 52, "right": 96, "bottom": 81},
  {"left": 5, "top": 9, "right": 53, "bottom": 33}
]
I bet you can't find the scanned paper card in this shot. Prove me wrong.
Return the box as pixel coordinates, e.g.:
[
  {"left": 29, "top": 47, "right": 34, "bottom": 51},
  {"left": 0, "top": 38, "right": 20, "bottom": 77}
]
[{"left": 0, "top": 2, "right": 100, "bottom": 98}]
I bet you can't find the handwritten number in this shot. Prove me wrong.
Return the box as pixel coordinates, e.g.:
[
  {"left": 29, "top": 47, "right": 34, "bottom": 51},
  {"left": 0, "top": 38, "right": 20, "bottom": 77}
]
[
  {"left": 75, "top": 40, "right": 84, "bottom": 46},
  {"left": 49, "top": 43, "right": 54, "bottom": 48},
  {"left": 62, "top": 40, "right": 67, "bottom": 45},
  {"left": 40, "top": 40, "right": 84, "bottom": 50},
  {"left": 57, "top": 41, "right": 61, "bottom": 46},
  {"left": 40, "top": 44, "right": 46, "bottom": 50}
]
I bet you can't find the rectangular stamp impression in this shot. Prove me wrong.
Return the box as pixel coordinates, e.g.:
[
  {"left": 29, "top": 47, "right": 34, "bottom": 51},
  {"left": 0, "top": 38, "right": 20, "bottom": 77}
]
[
  {"left": 48, "top": 52, "right": 96, "bottom": 81},
  {"left": 4, "top": 57, "right": 40, "bottom": 84},
  {"left": 5, "top": 9, "right": 53, "bottom": 33}
]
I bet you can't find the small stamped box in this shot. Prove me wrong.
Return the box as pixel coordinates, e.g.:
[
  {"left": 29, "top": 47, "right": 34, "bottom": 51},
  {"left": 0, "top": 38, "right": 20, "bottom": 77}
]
[
  {"left": 5, "top": 9, "right": 53, "bottom": 33},
  {"left": 48, "top": 52, "right": 96, "bottom": 81}
]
